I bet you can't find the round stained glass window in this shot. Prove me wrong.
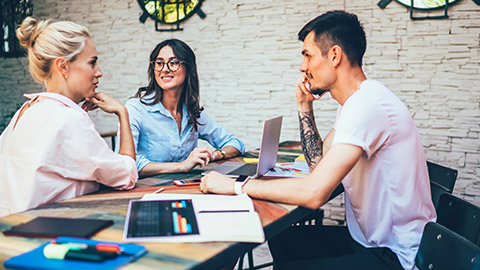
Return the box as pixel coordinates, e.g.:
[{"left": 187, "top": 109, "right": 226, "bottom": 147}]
[
  {"left": 395, "top": 0, "right": 459, "bottom": 10},
  {"left": 138, "top": 0, "right": 203, "bottom": 24}
]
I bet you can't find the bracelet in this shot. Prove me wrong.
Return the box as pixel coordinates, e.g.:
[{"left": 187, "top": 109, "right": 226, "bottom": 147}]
[{"left": 215, "top": 149, "right": 226, "bottom": 160}]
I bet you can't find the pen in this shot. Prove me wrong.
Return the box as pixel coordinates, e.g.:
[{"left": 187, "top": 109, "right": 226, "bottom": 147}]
[
  {"left": 154, "top": 187, "right": 165, "bottom": 194},
  {"left": 285, "top": 167, "right": 302, "bottom": 172},
  {"left": 199, "top": 210, "right": 250, "bottom": 213}
]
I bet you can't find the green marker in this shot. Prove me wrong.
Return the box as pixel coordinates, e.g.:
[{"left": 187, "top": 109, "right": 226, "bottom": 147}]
[{"left": 44, "top": 243, "right": 116, "bottom": 262}]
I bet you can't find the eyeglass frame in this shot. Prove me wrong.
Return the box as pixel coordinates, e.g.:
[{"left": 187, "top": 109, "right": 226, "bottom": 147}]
[{"left": 150, "top": 58, "right": 185, "bottom": 72}]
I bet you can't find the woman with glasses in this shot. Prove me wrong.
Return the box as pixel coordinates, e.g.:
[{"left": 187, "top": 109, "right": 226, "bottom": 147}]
[
  {"left": 120, "top": 39, "right": 244, "bottom": 177},
  {"left": 0, "top": 17, "right": 137, "bottom": 217}
]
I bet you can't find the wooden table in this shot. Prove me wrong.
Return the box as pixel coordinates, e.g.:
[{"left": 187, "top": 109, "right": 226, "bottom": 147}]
[{"left": 0, "top": 142, "right": 315, "bottom": 269}]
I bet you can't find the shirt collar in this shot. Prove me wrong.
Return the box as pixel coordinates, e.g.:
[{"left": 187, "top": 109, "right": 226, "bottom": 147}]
[
  {"left": 24, "top": 92, "right": 88, "bottom": 116},
  {"left": 143, "top": 92, "right": 189, "bottom": 121},
  {"left": 142, "top": 92, "right": 165, "bottom": 114}
]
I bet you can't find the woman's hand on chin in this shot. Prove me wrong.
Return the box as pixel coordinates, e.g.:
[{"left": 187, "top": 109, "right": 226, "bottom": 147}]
[
  {"left": 81, "top": 98, "right": 98, "bottom": 112},
  {"left": 84, "top": 92, "right": 125, "bottom": 115}
]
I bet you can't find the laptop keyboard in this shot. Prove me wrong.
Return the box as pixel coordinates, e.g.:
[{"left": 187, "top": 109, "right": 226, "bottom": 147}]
[{"left": 228, "top": 163, "right": 258, "bottom": 176}]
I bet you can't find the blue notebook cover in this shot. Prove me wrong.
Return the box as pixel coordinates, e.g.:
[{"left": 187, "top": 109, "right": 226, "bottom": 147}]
[{"left": 4, "top": 236, "right": 147, "bottom": 270}]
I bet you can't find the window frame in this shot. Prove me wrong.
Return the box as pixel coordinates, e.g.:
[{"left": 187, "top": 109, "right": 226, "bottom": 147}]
[{"left": 0, "top": 0, "right": 33, "bottom": 58}]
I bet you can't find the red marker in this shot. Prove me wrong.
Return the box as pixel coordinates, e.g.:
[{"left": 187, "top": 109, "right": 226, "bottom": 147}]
[{"left": 51, "top": 240, "right": 131, "bottom": 256}]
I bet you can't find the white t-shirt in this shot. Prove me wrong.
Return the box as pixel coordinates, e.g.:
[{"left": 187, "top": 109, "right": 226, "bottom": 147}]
[
  {"left": 0, "top": 92, "right": 138, "bottom": 218},
  {"left": 332, "top": 80, "right": 436, "bottom": 269}
]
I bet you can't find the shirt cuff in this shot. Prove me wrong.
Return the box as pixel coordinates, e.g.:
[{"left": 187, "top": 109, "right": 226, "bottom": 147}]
[
  {"left": 136, "top": 155, "right": 151, "bottom": 172},
  {"left": 225, "top": 139, "right": 245, "bottom": 155}
]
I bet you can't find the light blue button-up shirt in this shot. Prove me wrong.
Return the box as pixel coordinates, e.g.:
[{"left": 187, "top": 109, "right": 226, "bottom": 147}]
[{"left": 118, "top": 96, "right": 245, "bottom": 172}]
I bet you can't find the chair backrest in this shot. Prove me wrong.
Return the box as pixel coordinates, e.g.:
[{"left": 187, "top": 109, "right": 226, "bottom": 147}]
[
  {"left": 427, "top": 161, "right": 458, "bottom": 208},
  {"left": 430, "top": 181, "right": 451, "bottom": 211},
  {"left": 436, "top": 193, "right": 480, "bottom": 246},
  {"left": 415, "top": 222, "right": 480, "bottom": 270},
  {"left": 427, "top": 161, "right": 458, "bottom": 192}
]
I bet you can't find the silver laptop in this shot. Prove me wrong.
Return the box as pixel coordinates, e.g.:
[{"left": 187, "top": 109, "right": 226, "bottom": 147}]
[{"left": 202, "top": 116, "right": 282, "bottom": 178}]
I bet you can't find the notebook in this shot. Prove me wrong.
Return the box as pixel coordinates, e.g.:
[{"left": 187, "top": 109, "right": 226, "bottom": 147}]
[
  {"left": 123, "top": 193, "right": 265, "bottom": 243},
  {"left": 3, "top": 217, "right": 113, "bottom": 238},
  {"left": 203, "top": 116, "right": 283, "bottom": 178}
]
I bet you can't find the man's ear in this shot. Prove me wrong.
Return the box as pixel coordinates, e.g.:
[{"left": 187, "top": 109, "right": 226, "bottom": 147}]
[
  {"left": 330, "top": 45, "right": 342, "bottom": 67},
  {"left": 53, "top": 57, "right": 69, "bottom": 79}
]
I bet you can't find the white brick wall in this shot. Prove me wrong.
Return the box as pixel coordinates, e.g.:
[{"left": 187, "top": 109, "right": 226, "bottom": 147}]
[{"left": 1, "top": 0, "right": 480, "bottom": 221}]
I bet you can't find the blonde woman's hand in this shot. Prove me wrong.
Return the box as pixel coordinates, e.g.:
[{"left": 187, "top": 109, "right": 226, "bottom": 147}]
[{"left": 83, "top": 92, "right": 125, "bottom": 114}]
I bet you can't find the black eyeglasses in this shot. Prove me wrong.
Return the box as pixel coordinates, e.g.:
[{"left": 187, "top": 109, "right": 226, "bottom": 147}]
[{"left": 151, "top": 58, "right": 184, "bottom": 72}]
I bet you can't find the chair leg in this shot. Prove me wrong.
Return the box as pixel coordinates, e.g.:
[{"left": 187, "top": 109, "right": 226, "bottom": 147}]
[
  {"left": 251, "top": 262, "right": 274, "bottom": 270},
  {"left": 111, "top": 136, "right": 116, "bottom": 150},
  {"left": 238, "top": 253, "right": 245, "bottom": 270},
  {"left": 247, "top": 250, "right": 254, "bottom": 269},
  {"left": 237, "top": 247, "right": 274, "bottom": 270}
]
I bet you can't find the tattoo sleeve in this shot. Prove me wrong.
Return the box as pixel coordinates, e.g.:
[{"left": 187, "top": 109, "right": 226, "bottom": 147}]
[{"left": 298, "top": 110, "right": 323, "bottom": 169}]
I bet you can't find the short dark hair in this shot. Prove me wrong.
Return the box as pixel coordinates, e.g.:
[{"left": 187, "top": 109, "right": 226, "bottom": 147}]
[
  {"left": 298, "top": 10, "right": 366, "bottom": 67},
  {"left": 135, "top": 39, "right": 203, "bottom": 131}
]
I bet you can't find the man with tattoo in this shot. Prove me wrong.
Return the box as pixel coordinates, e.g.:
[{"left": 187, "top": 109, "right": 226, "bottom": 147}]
[{"left": 200, "top": 10, "right": 435, "bottom": 270}]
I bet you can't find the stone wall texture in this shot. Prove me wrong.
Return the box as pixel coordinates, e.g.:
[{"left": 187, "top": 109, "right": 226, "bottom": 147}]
[{"left": 1, "top": 0, "right": 480, "bottom": 223}]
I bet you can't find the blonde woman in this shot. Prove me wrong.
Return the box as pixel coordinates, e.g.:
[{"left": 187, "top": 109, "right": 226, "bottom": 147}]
[{"left": 0, "top": 17, "right": 137, "bottom": 217}]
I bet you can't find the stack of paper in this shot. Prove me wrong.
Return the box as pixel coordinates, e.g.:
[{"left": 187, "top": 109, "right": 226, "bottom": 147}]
[{"left": 263, "top": 162, "right": 310, "bottom": 178}]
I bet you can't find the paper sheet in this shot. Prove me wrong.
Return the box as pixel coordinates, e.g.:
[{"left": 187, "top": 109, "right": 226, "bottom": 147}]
[{"left": 263, "top": 163, "right": 310, "bottom": 177}]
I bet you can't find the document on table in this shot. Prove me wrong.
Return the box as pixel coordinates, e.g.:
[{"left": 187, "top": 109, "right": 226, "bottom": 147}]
[
  {"left": 123, "top": 193, "right": 265, "bottom": 243},
  {"left": 263, "top": 163, "right": 310, "bottom": 177}
]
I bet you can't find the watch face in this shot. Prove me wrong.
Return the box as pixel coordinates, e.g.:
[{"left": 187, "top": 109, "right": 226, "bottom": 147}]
[
  {"left": 236, "top": 175, "right": 249, "bottom": 182},
  {"left": 394, "top": 0, "right": 459, "bottom": 10},
  {"left": 138, "top": 0, "right": 203, "bottom": 24}
]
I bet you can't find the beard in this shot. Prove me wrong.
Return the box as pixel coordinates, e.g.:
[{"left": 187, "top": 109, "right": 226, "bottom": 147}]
[{"left": 310, "top": 87, "right": 328, "bottom": 95}]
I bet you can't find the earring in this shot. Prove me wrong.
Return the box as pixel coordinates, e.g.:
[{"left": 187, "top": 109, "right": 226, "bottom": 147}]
[{"left": 64, "top": 74, "right": 69, "bottom": 79}]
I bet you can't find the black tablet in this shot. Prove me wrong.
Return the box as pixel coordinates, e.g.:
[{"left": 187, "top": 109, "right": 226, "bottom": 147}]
[{"left": 3, "top": 217, "right": 113, "bottom": 238}]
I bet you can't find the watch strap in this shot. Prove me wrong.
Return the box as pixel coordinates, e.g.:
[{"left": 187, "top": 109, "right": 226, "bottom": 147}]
[
  {"left": 215, "top": 149, "right": 226, "bottom": 159},
  {"left": 234, "top": 175, "right": 250, "bottom": 195}
]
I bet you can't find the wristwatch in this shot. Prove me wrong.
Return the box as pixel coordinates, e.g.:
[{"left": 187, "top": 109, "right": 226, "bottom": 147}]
[
  {"left": 215, "top": 149, "right": 226, "bottom": 159},
  {"left": 234, "top": 175, "right": 250, "bottom": 195}
]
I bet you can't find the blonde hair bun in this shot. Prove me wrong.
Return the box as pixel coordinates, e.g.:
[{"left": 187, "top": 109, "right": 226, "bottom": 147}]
[{"left": 16, "top": 17, "right": 51, "bottom": 50}]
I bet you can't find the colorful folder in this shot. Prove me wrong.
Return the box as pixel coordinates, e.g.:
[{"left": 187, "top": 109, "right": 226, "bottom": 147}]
[{"left": 4, "top": 236, "right": 147, "bottom": 270}]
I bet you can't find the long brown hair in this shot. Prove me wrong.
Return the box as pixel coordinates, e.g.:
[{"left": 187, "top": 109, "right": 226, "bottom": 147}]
[{"left": 134, "top": 39, "right": 203, "bottom": 130}]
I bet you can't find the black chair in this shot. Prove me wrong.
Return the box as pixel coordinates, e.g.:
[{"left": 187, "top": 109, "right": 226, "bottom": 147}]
[
  {"left": 415, "top": 222, "right": 480, "bottom": 270},
  {"left": 237, "top": 209, "right": 325, "bottom": 270},
  {"left": 436, "top": 193, "right": 480, "bottom": 246},
  {"left": 237, "top": 185, "right": 344, "bottom": 269},
  {"left": 427, "top": 161, "right": 458, "bottom": 209}
]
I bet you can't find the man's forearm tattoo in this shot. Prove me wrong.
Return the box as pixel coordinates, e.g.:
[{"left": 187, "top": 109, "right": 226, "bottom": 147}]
[{"left": 298, "top": 110, "right": 323, "bottom": 168}]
